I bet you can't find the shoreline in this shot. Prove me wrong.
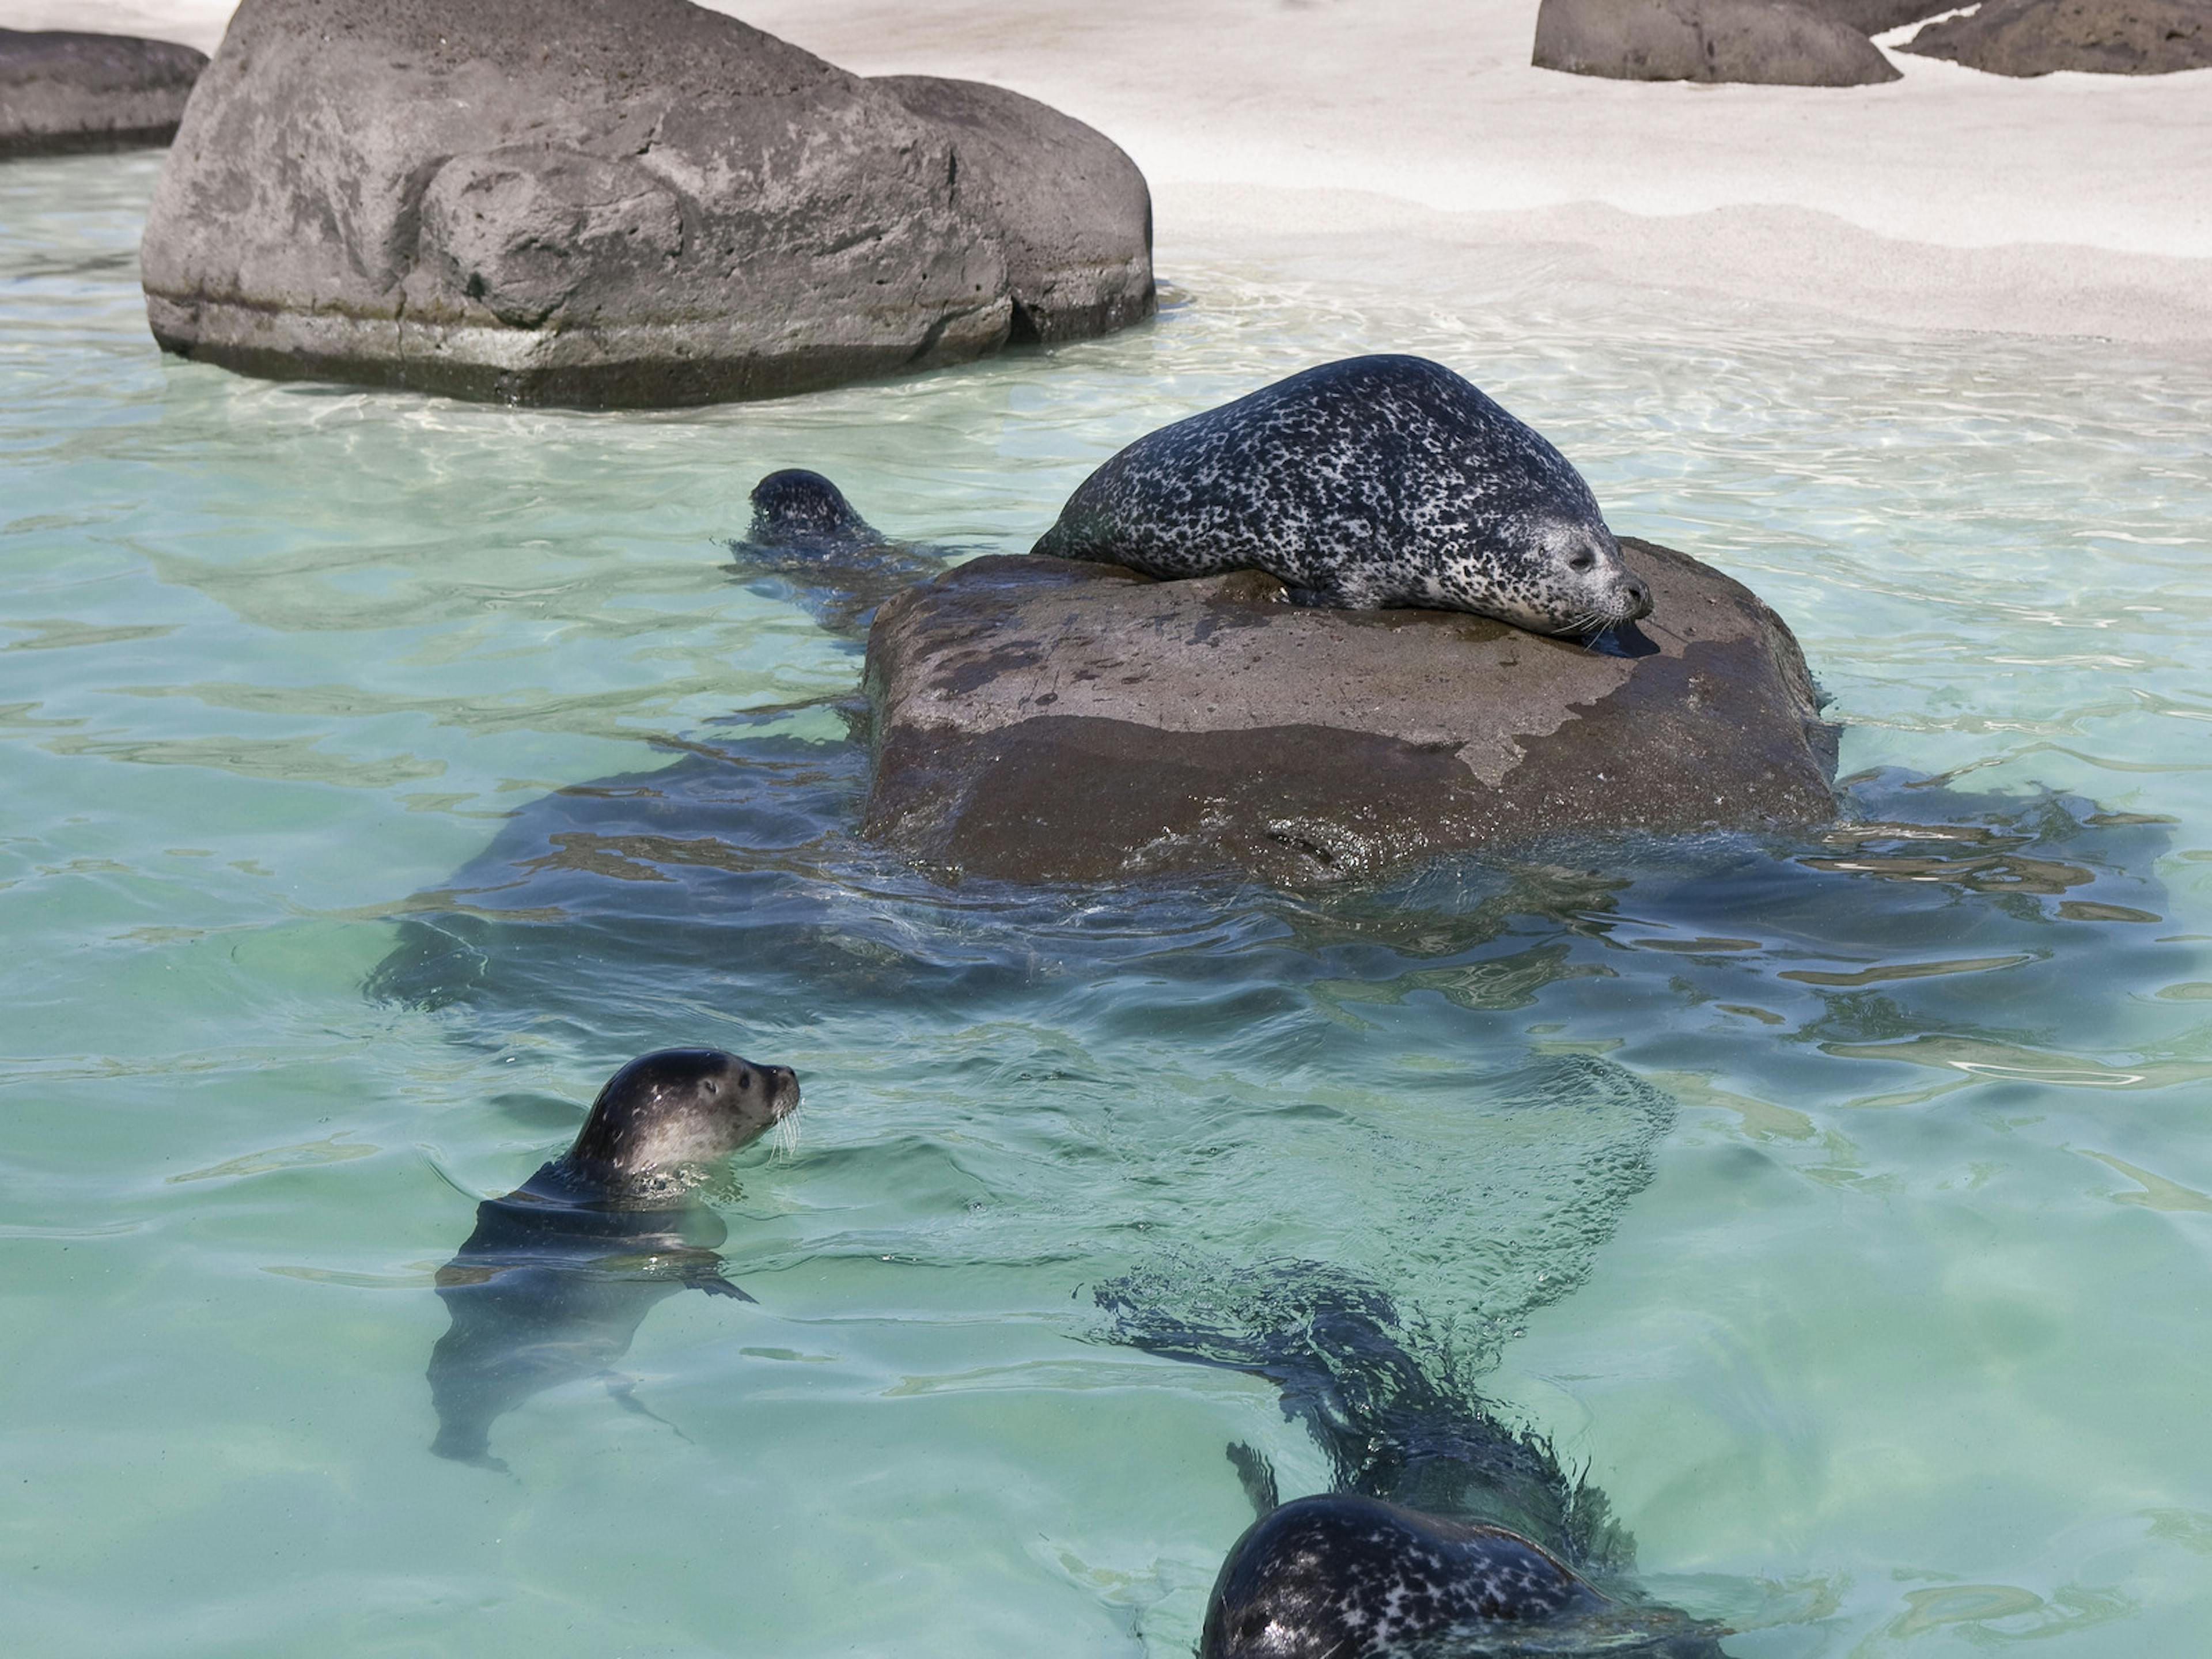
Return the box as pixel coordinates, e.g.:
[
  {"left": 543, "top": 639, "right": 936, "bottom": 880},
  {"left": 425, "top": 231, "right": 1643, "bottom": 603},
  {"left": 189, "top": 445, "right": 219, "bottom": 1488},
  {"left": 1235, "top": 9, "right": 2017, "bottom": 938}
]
[{"left": 7, "top": 0, "right": 2209, "bottom": 344}]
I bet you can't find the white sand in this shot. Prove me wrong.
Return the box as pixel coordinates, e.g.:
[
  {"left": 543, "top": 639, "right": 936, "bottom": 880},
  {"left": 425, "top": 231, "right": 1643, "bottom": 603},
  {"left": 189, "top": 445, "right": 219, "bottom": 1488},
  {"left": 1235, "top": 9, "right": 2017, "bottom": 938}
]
[{"left": 11, "top": 0, "right": 2210, "bottom": 342}]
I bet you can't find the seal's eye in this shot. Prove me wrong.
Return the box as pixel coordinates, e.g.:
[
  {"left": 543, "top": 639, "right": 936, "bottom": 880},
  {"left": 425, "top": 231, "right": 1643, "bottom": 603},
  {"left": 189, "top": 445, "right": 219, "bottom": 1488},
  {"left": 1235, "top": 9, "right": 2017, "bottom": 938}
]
[
  {"left": 737, "top": 1070, "right": 754, "bottom": 1091},
  {"left": 1569, "top": 550, "right": 1596, "bottom": 572}
]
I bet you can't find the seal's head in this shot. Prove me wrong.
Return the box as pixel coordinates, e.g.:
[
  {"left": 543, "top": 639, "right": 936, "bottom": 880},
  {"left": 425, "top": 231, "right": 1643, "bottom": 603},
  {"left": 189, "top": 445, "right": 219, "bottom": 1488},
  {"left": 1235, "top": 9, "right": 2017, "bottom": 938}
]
[
  {"left": 746, "top": 469, "right": 881, "bottom": 551},
  {"left": 1518, "top": 515, "right": 1652, "bottom": 639},
  {"left": 563, "top": 1048, "right": 800, "bottom": 1180}
]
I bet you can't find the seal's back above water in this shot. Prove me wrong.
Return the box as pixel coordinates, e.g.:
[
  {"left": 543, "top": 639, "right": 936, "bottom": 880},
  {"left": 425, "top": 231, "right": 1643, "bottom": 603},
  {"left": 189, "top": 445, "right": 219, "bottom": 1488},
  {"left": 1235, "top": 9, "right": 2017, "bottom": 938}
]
[{"left": 1033, "top": 354, "right": 1650, "bottom": 636}]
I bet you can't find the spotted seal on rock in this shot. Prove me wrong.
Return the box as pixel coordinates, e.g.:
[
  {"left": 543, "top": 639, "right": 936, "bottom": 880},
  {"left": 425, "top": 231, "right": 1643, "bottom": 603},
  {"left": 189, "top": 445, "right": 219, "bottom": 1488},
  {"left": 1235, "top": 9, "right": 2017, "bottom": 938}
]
[
  {"left": 1032, "top": 354, "right": 1653, "bottom": 637},
  {"left": 1097, "top": 1263, "right": 1728, "bottom": 1658},
  {"left": 426, "top": 1047, "right": 800, "bottom": 1470},
  {"left": 726, "top": 469, "right": 951, "bottom": 639}
]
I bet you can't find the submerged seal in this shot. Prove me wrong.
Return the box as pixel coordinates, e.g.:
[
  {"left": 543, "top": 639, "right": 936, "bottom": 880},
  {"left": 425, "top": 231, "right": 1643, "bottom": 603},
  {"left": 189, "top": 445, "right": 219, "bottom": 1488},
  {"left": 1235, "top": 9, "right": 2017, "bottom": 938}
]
[
  {"left": 426, "top": 1047, "right": 800, "bottom": 1469},
  {"left": 1032, "top": 354, "right": 1652, "bottom": 637},
  {"left": 726, "top": 469, "right": 949, "bottom": 639},
  {"left": 1098, "top": 1263, "right": 1727, "bottom": 1659}
]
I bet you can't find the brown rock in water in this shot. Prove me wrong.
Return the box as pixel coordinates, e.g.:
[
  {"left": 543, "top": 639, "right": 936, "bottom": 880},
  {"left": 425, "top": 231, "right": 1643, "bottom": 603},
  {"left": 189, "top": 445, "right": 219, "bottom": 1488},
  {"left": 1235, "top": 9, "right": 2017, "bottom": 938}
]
[
  {"left": 139, "top": 0, "right": 1153, "bottom": 407},
  {"left": 1900, "top": 0, "right": 2212, "bottom": 74},
  {"left": 862, "top": 545, "right": 1837, "bottom": 887},
  {"left": 1533, "top": 0, "right": 1904, "bottom": 83},
  {"left": 0, "top": 28, "right": 206, "bottom": 159}
]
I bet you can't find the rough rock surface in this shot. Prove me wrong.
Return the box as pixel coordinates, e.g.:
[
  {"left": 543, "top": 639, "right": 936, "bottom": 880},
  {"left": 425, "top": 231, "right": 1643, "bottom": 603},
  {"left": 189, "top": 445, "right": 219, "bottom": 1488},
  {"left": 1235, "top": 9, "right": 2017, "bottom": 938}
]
[
  {"left": 0, "top": 28, "right": 206, "bottom": 159},
  {"left": 862, "top": 544, "right": 1837, "bottom": 886},
  {"left": 1533, "top": 0, "right": 1904, "bottom": 83},
  {"left": 874, "top": 77, "right": 1154, "bottom": 345},
  {"left": 139, "top": 0, "right": 1153, "bottom": 407},
  {"left": 1804, "top": 0, "right": 1963, "bottom": 32},
  {"left": 1900, "top": 0, "right": 2212, "bottom": 73}
]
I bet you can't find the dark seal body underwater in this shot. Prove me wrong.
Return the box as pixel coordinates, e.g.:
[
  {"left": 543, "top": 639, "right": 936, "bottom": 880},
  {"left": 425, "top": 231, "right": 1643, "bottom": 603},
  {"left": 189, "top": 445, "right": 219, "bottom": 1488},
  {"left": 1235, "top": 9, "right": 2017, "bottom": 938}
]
[
  {"left": 1100, "top": 1263, "right": 1728, "bottom": 1658},
  {"left": 1033, "top": 354, "right": 1652, "bottom": 636},
  {"left": 427, "top": 1047, "right": 799, "bottom": 1471}
]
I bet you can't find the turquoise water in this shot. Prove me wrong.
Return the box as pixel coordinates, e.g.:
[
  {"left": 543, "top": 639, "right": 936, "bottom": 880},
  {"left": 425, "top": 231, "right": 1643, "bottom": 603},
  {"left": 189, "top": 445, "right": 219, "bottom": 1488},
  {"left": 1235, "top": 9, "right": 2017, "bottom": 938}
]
[{"left": 4, "top": 150, "right": 2210, "bottom": 1657}]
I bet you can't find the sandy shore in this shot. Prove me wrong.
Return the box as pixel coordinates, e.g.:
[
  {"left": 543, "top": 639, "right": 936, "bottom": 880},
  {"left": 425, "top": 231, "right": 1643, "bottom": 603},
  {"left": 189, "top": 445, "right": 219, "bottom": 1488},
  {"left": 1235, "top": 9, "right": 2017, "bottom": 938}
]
[{"left": 9, "top": 0, "right": 2209, "bottom": 342}]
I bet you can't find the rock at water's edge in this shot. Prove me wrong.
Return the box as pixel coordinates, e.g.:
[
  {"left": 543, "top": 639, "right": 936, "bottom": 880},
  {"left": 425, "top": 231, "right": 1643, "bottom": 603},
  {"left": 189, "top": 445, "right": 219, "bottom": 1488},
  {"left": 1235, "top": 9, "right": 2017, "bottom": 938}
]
[
  {"left": 1533, "top": 0, "right": 1904, "bottom": 84},
  {"left": 862, "top": 545, "right": 1838, "bottom": 887},
  {"left": 874, "top": 77, "right": 1154, "bottom": 345},
  {"left": 139, "top": 0, "right": 1153, "bottom": 407},
  {"left": 1900, "top": 0, "right": 2212, "bottom": 74},
  {"left": 1, "top": 28, "right": 206, "bottom": 158}
]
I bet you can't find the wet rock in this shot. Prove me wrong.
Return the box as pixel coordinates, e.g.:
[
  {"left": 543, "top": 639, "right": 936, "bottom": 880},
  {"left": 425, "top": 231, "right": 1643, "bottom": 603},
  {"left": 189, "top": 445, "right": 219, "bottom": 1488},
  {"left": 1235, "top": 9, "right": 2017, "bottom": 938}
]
[
  {"left": 1532, "top": 0, "right": 1904, "bottom": 84},
  {"left": 139, "top": 0, "right": 1153, "bottom": 407},
  {"left": 0, "top": 28, "right": 206, "bottom": 159},
  {"left": 861, "top": 544, "right": 1838, "bottom": 887},
  {"left": 1900, "top": 0, "right": 2212, "bottom": 74}
]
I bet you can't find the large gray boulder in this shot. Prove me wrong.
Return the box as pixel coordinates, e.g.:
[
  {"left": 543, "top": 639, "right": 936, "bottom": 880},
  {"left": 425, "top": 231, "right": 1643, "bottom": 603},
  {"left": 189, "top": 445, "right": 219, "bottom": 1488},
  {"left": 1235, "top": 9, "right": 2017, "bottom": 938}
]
[
  {"left": 1, "top": 28, "right": 206, "bottom": 158},
  {"left": 874, "top": 77, "right": 1154, "bottom": 346},
  {"left": 1805, "top": 0, "right": 1964, "bottom": 32},
  {"left": 140, "top": 0, "right": 1153, "bottom": 407},
  {"left": 1533, "top": 0, "right": 1904, "bottom": 83},
  {"left": 862, "top": 546, "right": 1837, "bottom": 887},
  {"left": 1900, "top": 0, "right": 2212, "bottom": 73}
]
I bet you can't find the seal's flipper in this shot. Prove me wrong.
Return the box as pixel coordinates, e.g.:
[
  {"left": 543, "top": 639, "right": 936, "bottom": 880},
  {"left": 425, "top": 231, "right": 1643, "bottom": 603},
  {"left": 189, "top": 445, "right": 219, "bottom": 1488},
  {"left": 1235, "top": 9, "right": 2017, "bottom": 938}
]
[
  {"left": 429, "top": 1422, "right": 513, "bottom": 1478},
  {"left": 685, "top": 1264, "right": 756, "bottom": 1301},
  {"left": 1226, "top": 1442, "right": 1279, "bottom": 1518},
  {"left": 603, "top": 1374, "right": 695, "bottom": 1445}
]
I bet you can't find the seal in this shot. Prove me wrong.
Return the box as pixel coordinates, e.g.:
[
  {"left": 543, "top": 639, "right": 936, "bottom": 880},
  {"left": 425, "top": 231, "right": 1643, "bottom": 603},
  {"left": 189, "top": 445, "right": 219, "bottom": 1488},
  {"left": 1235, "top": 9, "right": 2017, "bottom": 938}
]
[
  {"left": 1097, "top": 1263, "right": 1728, "bottom": 1659},
  {"left": 744, "top": 468, "right": 885, "bottom": 551},
  {"left": 1205, "top": 1494, "right": 1611, "bottom": 1659},
  {"left": 426, "top": 1047, "right": 800, "bottom": 1470},
  {"left": 1032, "top": 354, "right": 1653, "bottom": 637},
  {"left": 726, "top": 469, "right": 949, "bottom": 639}
]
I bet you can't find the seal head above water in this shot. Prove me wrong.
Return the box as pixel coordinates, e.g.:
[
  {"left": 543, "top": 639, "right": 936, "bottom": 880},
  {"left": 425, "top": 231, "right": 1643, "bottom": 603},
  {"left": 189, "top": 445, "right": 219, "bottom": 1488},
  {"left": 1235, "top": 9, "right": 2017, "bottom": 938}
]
[
  {"left": 426, "top": 1047, "right": 800, "bottom": 1469},
  {"left": 745, "top": 468, "right": 885, "bottom": 551},
  {"left": 1100, "top": 1262, "right": 1728, "bottom": 1658},
  {"left": 1032, "top": 354, "right": 1652, "bottom": 637},
  {"left": 1204, "top": 1493, "right": 1605, "bottom": 1659},
  {"left": 727, "top": 469, "right": 949, "bottom": 639}
]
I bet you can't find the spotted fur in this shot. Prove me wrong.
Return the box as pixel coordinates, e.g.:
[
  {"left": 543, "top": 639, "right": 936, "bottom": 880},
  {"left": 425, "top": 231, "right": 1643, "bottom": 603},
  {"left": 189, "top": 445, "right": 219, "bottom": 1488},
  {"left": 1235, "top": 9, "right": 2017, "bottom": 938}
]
[
  {"left": 1033, "top": 355, "right": 1651, "bottom": 636},
  {"left": 1203, "top": 1495, "right": 1600, "bottom": 1658}
]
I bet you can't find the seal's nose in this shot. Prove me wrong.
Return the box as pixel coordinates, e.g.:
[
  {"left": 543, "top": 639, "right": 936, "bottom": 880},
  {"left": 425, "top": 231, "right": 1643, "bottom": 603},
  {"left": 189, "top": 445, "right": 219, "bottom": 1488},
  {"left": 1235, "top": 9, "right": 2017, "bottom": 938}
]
[
  {"left": 1622, "top": 576, "right": 1652, "bottom": 619},
  {"left": 767, "top": 1066, "right": 801, "bottom": 1117}
]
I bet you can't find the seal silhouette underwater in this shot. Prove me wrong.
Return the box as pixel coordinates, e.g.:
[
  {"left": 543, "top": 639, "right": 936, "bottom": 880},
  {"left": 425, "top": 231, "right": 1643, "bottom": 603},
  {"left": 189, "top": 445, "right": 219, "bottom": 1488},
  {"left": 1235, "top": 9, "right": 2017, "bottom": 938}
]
[
  {"left": 724, "top": 468, "right": 951, "bottom": 641},
  {"left": 426, "top": 1047, "right": 800, "bottom": 1471},
  {"left": 1033, "top": 354, "right": 1653, "bottom": 637},
  {"left": 1098, "top": 1263, "right": 1729, "bottom": 1658}
]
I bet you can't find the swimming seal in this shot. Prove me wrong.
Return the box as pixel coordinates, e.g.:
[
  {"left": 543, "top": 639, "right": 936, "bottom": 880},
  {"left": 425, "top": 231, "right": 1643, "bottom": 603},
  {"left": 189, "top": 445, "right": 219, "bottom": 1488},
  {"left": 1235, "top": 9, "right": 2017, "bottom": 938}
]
[
  {"left": 744, "top": 468, "right": 885, "bottom": 551},
  {"left": 1032, "top": 354, "right": 1653, "bottom": 637},
  {"left": 426, "top": 1047, "right": 800, "bottom": 1469},
  {"left": 726, "top": 469, "right": 949, "bottom": 639},
  {"left": 1097, "top": 1263, "right": 1728, "bottom": 1659}
]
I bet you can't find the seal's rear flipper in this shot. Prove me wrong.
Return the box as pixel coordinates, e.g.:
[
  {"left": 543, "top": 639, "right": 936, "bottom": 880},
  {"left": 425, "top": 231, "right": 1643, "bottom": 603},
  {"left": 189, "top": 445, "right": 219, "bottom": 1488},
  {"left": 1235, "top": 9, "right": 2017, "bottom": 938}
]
[
  {"left": 687, "top": 1265, "right": 757, "bottom": 1302},
  {"left": 604, "top": 1374, "right": 695, "bottom": 1445},
  {"left": 1226, "top": 1441, "right": 1279, "bottom": 1518},
  {"left": 429, "top": 1424, "right": 513, "bottom": 1478}
]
